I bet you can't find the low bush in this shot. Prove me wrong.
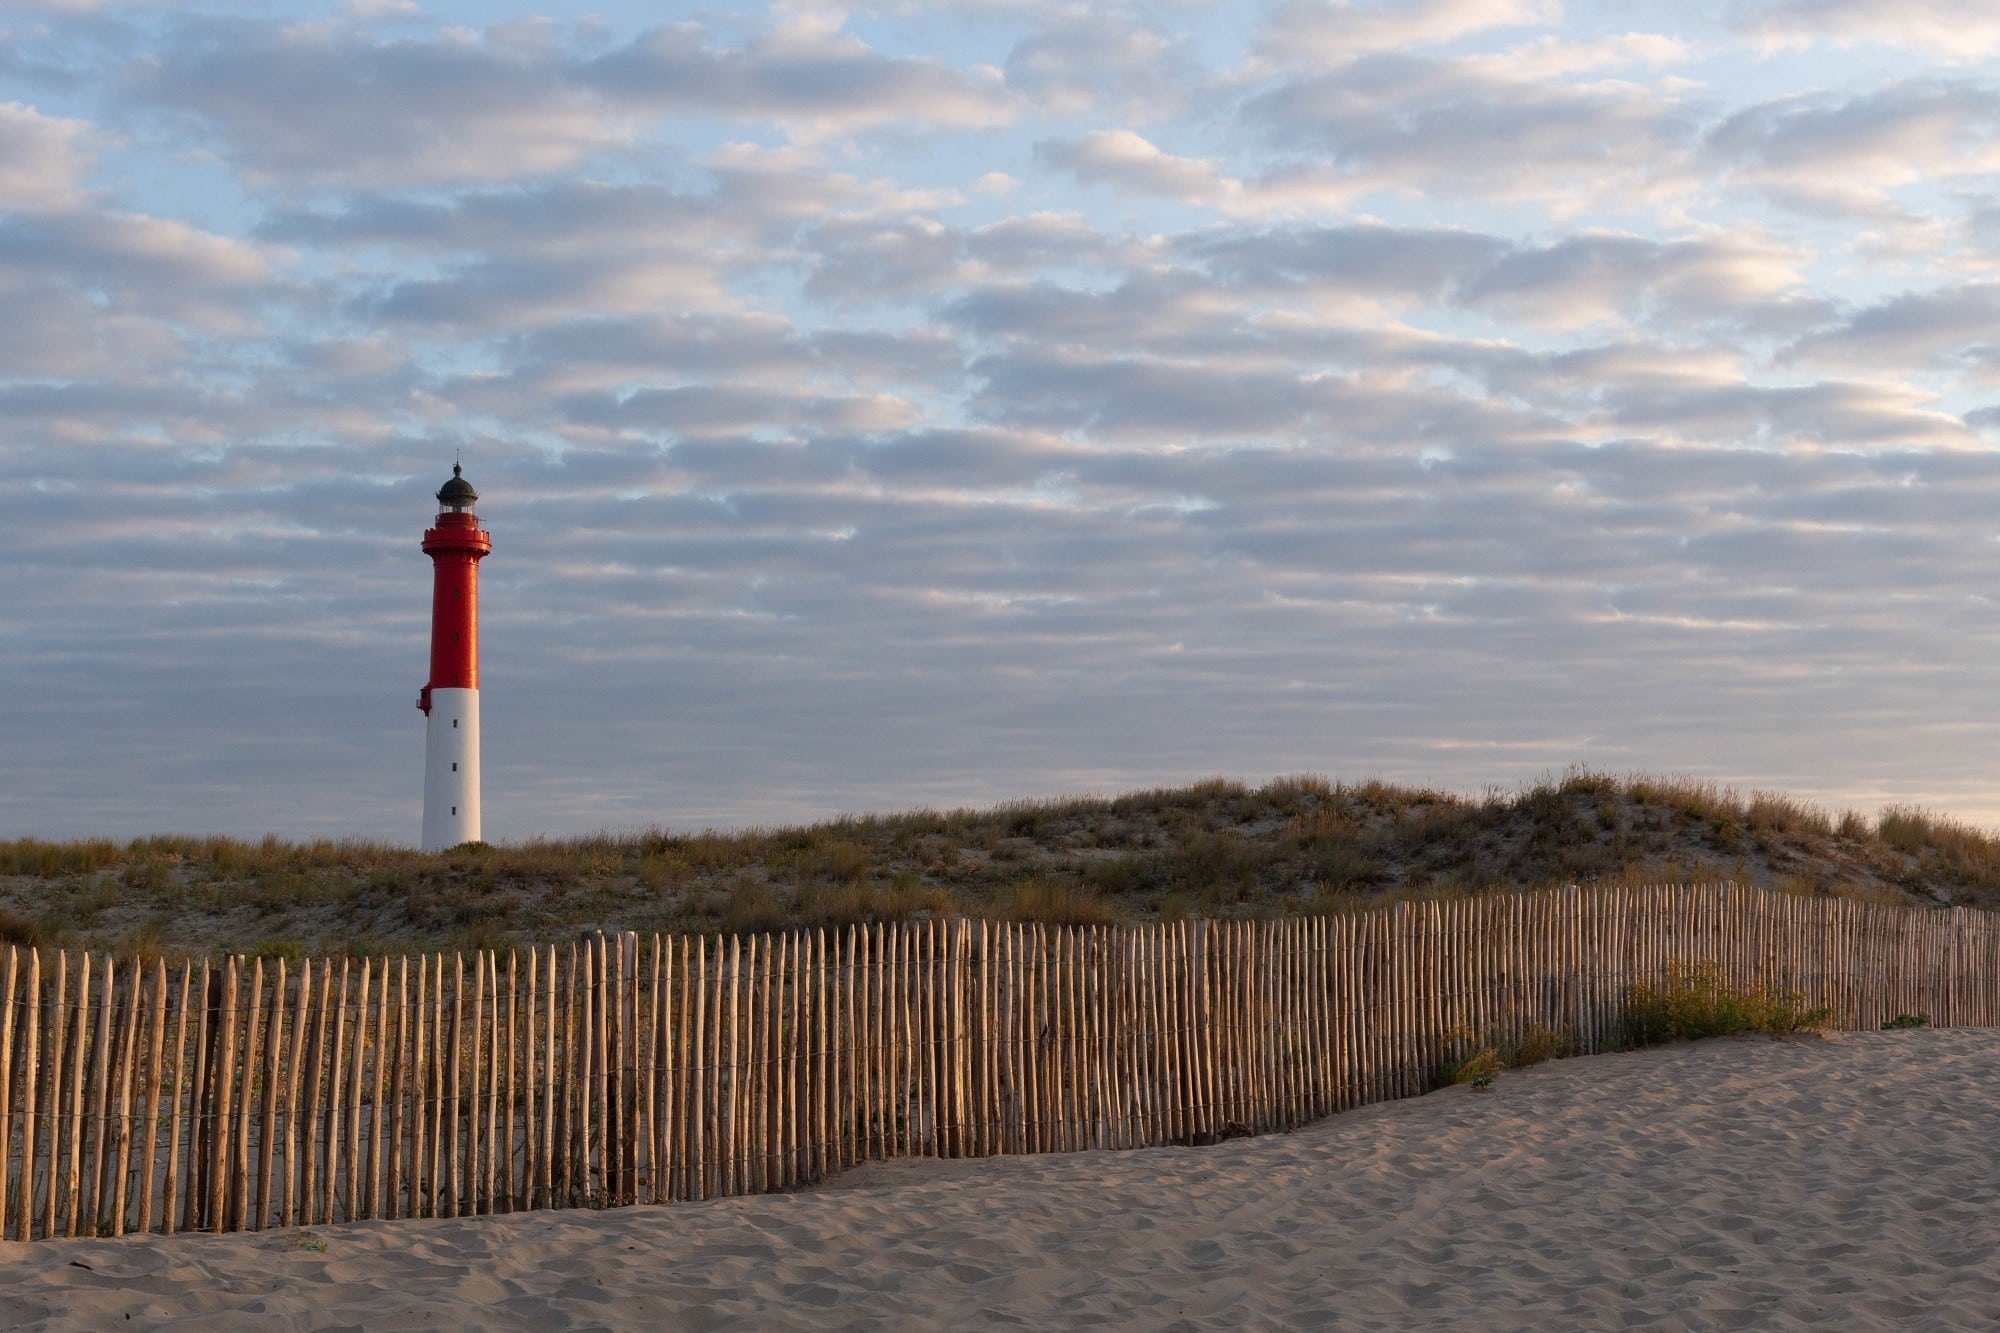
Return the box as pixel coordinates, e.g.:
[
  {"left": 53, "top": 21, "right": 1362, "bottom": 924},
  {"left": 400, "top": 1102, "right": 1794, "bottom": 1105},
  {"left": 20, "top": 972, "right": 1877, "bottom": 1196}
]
[
  {"left": 795, "top": 874, "right": 951, "bottom": 928},
  {"left": 1507, "top": 1024, "right": 1572, "bottom": 1067},
  {"left": 720, "top": 879, "right": 791, "bottom": 936},
  {"left": 998, "top": 876, "right": 1121, "bottom": 926},
  {"left": 1436, "top": 1022, "right": 1577, "bottom": 1090},
  {"left": 1445, "top": 1046, "right": 1505, "bottom": 1085},
  {"left": 1624, "top": 961, "right": 1832, "bottom": 1046},
  {"left": 1083, "top": 854, "right": 1150, "bottom": 897},
  {"left": 0, "top": 838, "right": 121, "bottom": 877},
  {"left": 0, "top": 908, "right": 40, "bottom": 947}
]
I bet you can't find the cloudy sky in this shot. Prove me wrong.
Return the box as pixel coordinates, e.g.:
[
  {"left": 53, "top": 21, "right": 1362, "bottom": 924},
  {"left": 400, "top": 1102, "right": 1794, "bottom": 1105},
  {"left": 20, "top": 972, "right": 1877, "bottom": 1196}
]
[{"left": 7, "top": 0, "right": 2000, "bottom": 843}]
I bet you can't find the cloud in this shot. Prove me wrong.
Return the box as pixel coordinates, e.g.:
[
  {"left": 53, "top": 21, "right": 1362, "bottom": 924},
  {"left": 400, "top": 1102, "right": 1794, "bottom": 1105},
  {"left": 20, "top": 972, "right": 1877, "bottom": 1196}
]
[
  {"left": 261, "top": 180, "right": 734, "bottom": 330},
  {"left": 1188, "top": 223, "right": 1509, "bottom": 303},
  {"left": 1736, "top": 0, "right": 2000, "bottom": 58},
  {"left": 562, "top": 383, "right": 923, "bottom": 440},
  {"left": 127, "top": 12, "right": 1012, "bottom": 189},
  {"left": 128, "top": 18, "right": 627, "bottom": 187},
  {"left": 580, "top": 15, "right": 1013, "bottom": 140},
  {"left": 1705, "top": 79, "right": 2000, "bottom": 219},
  {"left": 1038, "top": 130, "right": 1358, "bottom": 216},
  {"left": 803, "top": 215, "right": 972, "bottom": 302},
  {"left": 1039, "top": 130, "right": 1234, "bottom": 204},
  {"left": 0, "top": 183, "right": 281, "bottom": 382},
  {"left": 1456, "top": 32, "right": 1693, "bottom": 80},
  {"left": 1243, "top": 49, "right": 1698, "bottom": 211},
  {"left": 266, "top": 158, "right": 941, "bottom": 331},
  {"left": 1004, "top": 11, "right": 1195, "bottom": 119},
  {"left": 944, "top": 269, "right": 1260, "bottom": 347},
  {"left": 801, "top": 209, "right": 1144, "bottom": 305},
  {"left": 1781, "top": 282, "right": 2000, "bottom": 378},
  {"left": 961, "top": 220, "right": 1813, "bottom": 337},
  {"left": 965, "top": 340, "right": 1537, "bottom": 443},
  {"left": 0, "top": 101, "right": 93, "bottom": 210},
  {"left": 0, "top": 226, "right": 275, "bottom": 393},
  {"left": 1598, "top": 376, "right": 1973, "bottom": 449},
  {"left": 0, "top": 211, "right": 273, "bottom": 301},
  {"left": 1257, "top": 0, "right": 1562, "bottom": 64},
  {"left": 706, "top": 141, "right": 961, "bottom": 222},
  {"left": 1457, "top": 232, "right": 1813, "bottom": 330}
]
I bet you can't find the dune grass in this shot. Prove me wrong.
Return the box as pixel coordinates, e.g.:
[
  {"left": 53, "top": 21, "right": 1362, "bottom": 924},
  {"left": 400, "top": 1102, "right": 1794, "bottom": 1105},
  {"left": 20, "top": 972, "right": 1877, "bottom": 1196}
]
[
  {"left": 1439, "top": 960, "right": 1833, "bottom": 1096},
  {"left": 1441, "top": 1024, "right": 1577, "bottom": 1089},
  {"left": 2, "top": 768, "right": 1996, "bottom": 957},
  {"left": 1623, "top": 961, "right": 1834, "bottom": 1045}
]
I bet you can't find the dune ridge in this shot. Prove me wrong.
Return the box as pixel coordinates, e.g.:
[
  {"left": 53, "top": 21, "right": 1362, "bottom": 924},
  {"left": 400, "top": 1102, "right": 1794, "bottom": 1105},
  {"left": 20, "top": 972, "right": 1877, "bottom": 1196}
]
[{"left": 10, "top": 771, "right": 2000, "bottom": 960}]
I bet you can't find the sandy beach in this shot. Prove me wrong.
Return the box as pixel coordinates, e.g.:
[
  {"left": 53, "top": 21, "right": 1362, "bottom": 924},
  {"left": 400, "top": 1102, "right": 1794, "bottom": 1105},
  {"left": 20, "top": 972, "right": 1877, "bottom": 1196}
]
[{"left": 3, "top": 1028, "right": 1996, "bottom": 1330}]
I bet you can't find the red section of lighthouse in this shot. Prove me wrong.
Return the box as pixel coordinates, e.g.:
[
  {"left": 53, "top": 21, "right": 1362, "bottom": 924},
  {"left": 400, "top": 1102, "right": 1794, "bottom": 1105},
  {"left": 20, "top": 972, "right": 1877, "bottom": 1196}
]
[
  {"left": 420, "top": 464, "right": 491, "bottom": 850},
  {"left": 422, "top": 483, "right": 492, "bottom": 697}
]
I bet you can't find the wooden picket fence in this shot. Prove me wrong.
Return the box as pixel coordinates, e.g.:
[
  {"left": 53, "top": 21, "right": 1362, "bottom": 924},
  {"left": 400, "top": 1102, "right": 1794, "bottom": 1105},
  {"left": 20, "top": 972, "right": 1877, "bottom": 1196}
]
[{"left": 1, "top": 882, "right": 1996, "bottom": 1242}]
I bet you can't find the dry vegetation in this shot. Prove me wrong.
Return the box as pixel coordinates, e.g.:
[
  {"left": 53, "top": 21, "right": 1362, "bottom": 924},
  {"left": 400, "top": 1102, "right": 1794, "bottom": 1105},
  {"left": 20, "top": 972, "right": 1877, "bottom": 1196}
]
[
  {"left": 3, "top": 769, "right": 1998, "bottom": 959},
  {"left": 1440, "top": 959, "right": 1836, "bottom": 1091}
]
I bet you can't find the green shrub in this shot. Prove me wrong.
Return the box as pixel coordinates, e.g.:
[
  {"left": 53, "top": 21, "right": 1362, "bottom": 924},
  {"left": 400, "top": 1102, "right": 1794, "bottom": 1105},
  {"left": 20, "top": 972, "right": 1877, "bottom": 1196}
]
[
  {"left": 1881, "top": 1012, "right": 1930, "bottom": 1029},
  {"left": 1746, "top": 791, "right": 1832, "bottom": 837},
  {"left": 1083, "top": 855, "right": 1149, "bottom": 896},
  {"left": 121, "top": 859, "right": 172, "bottom": 893},
  {"left": 1261, "top": 773, "right": 1331, "bottom": 801},
  {"left": 114, "top": 927, "right": 170, "bottom": 967},
  {"left": 999, "top": 876, "right": 1121, "bottom": 926},
  {"left": 1445, "top": 1046, "right": 1505, "bottom": 1085},
  {"left": 796, "top": 874, "right": 949, "bottom": 928},
  {"left": 1312, "top": 841, "right": 1377, "bottom": 884},
  {"left": 70, "top": 880, "right": 123, "bottom": 924},
  {"left": 1506, "top": 1025, "right": 1572, "bottom": 1068},
  {"left": 720, "top": 879, "right": 791, "bottom": 936},
  {"left": 1434, "top": 1022, "right": 1577, "bottom": 1091},
  {"left": 797, "top": 840, "right": 870, "bottom": 885},
  {"left": 4, "top": 838, "right": 119, "bottom": 876},
  {"left": 1176, "top": 831, "right": 1269, "bottom": 899},
  {"left": 0, "top": 908, "right": 40, "bottom": 947},
  {"left": 1624, "top": 961, "right": 1832, "bottom": 1046},
  {"left": 1877, "top": 807, "right": 1932, "bottom": 855},
  {"left": 1000, "top": 801, "right": 1050, "bottom": 838}
]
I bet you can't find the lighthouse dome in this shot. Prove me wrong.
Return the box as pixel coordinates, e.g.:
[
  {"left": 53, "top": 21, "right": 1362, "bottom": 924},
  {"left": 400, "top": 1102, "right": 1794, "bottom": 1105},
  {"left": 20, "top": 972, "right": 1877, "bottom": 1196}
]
[{"left": 437, "top": 463, "right": 478, "bottom": 511}]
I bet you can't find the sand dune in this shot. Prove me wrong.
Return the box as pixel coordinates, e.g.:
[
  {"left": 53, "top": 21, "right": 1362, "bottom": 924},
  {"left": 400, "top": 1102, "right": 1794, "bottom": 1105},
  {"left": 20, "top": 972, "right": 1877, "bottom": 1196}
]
[{"left": 4, "top": 1029, "right": 1998, "bottom": 1330}]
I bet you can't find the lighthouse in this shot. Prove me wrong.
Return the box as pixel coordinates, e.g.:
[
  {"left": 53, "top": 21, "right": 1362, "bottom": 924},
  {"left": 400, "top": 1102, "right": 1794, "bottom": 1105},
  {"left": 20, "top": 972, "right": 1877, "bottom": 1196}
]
[{"left": 418, "top": 464, "right": 492, "bottom": 851}]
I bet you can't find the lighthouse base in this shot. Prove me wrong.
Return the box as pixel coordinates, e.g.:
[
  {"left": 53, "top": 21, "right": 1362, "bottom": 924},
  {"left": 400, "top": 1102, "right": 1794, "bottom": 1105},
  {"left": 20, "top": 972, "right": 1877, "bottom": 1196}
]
[{"left": 422, "top": 687, "right": 481, "bottom": 851}]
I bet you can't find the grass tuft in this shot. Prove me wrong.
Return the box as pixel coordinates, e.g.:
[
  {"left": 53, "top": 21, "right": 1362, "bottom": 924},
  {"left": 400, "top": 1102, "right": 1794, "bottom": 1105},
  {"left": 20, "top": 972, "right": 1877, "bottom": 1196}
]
[
  {"left": 998, "top": 876, "right": 1122, "bottom": 926},
  {"left": 0, "top": 908, "right": 41, "bottom": 947},
  {"left": 1437, "top": 1023, "right": 1577, "bottom": 1089},
  {"left": 1624, "top": 961, "right": 1832, "bottom": 1046},
  {"left": 1445, "top": 1047, "right": 1506, "bottom": 1085}
]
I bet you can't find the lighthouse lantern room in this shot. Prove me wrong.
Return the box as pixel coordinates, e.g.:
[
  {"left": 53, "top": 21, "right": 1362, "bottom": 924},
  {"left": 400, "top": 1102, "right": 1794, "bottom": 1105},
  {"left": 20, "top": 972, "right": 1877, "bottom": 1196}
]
[{"left": 419, "top": 464, "right": 492, "bottom": 851}]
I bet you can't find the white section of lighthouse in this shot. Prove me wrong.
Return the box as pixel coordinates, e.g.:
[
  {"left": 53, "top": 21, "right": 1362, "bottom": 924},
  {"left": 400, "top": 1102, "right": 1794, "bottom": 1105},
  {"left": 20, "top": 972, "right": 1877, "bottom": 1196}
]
[{"left": 418, "top": 464, "right": 492, "bottom": 851}]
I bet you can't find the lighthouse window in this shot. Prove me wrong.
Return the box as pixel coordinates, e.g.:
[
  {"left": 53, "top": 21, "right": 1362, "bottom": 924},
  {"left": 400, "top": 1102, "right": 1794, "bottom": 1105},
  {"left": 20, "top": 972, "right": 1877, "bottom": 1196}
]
[
  {"left": 452, "top": 718, "right": 458, "bottom": 728},
  {"left": 452, "top": 805, "right": 457, "bottom": 815},
  {"left": 451, "top": 763, "right": 457, "bottom": 771}
]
